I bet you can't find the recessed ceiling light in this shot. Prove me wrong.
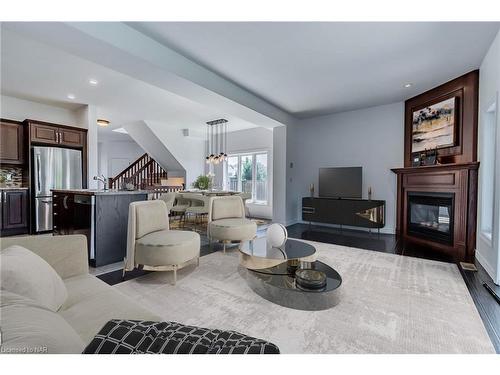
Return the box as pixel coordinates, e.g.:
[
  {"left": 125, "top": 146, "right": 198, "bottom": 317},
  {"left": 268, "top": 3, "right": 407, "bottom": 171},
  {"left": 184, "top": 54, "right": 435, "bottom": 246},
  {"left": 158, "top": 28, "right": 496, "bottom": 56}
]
[
  {"left": 89, "top": 78, "right": 99, "bottom": 86},
  {"left": 112, "top": 127, "right": 128, "bottom": 134},
  {"left": 67, "top": 94, "right": 76, "bottom": 100},
  {"left": 97, "top": 119, "right": 110, "bottom": 127},
  {"left": 404, "top": 83, "right": 413, "bottom": 88}
]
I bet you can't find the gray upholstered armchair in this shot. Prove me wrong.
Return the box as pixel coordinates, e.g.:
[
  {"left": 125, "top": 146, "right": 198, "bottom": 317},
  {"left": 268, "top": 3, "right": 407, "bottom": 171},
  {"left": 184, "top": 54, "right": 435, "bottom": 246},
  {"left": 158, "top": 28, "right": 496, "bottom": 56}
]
[
  {"left": 125, "top": 200, "right": 200, "bottom": 284},
  {"left": 207, "top": 196, "right": 257, "bottom": 253}
]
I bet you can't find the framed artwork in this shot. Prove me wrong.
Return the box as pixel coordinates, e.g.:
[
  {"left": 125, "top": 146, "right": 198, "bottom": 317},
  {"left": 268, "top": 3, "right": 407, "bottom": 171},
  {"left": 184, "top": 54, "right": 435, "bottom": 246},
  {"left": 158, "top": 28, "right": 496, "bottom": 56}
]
[
  {"left": 404, "top": 70, "right": 478, "bottom": 167},
  {"left": 411, "top": 96, "right": 457, "bottom": 153}
]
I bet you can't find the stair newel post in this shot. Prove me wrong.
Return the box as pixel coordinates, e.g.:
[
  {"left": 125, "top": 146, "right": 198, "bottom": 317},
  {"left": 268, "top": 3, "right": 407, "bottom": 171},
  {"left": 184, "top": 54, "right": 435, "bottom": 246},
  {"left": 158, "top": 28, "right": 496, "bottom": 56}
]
[{"left": 149, "top": 162, "right": 153, "bottom": 187}]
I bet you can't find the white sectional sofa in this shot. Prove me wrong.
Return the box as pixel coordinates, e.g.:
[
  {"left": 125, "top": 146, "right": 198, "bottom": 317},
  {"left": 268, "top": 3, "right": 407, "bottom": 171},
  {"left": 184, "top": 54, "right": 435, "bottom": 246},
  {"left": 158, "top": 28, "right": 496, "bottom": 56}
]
[
  {"left": 1, "top": 235, "right": 160, "bottom": 353},
  {"left": 1, "top": 234, "right": 280, "bottom": 354}
]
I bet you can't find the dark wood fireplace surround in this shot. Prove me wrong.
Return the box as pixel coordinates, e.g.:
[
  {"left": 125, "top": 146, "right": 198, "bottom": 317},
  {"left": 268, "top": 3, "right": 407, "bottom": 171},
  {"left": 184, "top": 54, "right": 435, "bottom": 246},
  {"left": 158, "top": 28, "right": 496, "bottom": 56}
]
[{"left": 392, "top": 70, "right": 479, "bottom": 263}]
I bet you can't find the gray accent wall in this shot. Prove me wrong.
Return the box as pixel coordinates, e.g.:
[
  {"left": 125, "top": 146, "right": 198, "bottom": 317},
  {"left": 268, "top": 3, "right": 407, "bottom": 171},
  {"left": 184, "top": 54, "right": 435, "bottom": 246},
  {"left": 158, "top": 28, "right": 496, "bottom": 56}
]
[{"left": 286, "top": 102, "right": 404, "bottom": 233}]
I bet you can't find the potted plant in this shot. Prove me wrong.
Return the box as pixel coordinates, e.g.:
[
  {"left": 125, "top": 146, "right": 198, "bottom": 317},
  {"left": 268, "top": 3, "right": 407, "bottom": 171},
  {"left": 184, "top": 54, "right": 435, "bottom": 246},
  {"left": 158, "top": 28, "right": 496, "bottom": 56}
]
[{"left": 192, "top": 174, "right": 212, "bottom": 190}]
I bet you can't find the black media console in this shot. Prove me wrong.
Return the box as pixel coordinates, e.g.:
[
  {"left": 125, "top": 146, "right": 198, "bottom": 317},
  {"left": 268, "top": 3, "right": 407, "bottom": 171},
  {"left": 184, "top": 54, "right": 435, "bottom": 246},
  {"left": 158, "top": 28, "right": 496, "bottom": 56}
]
[{"left": 302, "top": 197, "right": 385, "bottom": 230}]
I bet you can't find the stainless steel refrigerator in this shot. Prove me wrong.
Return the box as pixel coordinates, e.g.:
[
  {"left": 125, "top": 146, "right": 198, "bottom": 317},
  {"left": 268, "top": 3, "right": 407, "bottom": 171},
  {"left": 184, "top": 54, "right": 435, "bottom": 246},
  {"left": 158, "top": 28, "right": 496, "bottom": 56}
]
[{"left": 33, "top": 146, "right": 83, "bottom": 232}]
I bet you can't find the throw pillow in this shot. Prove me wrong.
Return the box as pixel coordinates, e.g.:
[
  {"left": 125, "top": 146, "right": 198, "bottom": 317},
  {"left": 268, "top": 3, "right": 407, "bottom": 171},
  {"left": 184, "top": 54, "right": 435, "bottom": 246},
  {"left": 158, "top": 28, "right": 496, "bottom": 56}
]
[{"left": 1, "top": 245, "right": 68, "bottom": 311}]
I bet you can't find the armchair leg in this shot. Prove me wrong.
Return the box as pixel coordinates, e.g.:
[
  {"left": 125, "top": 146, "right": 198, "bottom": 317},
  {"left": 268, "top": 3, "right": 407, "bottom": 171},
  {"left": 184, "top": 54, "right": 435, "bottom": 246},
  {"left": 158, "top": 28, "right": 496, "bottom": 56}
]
[
  {"left": 122, "top": 258, "right": 127, "bottom": 280},
  {"left": 172, "top": 265, "right": 178, "bottom": 286}
]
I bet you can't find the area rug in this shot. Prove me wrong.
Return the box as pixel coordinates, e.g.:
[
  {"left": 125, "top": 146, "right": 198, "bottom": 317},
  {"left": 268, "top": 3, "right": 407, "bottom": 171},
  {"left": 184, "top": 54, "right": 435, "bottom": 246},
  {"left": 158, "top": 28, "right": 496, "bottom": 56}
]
[{"left": 114, "top": 240, "right": 495, "bottom": 353}]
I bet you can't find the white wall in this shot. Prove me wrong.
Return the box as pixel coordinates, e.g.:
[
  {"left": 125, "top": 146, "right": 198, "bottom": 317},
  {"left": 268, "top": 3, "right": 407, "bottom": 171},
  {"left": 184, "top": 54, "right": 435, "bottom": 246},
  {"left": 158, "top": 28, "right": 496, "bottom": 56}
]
[
  {"left": 97, "top": 138, "right": 145, "bottom": 179},
  {"left": 0, "top": 95, "right": 84, "bottom": 127},
  {"left": 273, "top": 126, "right": 287, "bottom": 224},
  {"left": 476, "top": 29, "right": 500, "bottom": 284},
  {"left": 75, "top": 105, "right": 99, "bottom": 188},
  {"left": 213, "top": 127, "right": 274, "bottom": 218},
  {"left": 286, "top": 102, "right": 404, "bottom": 233},
  {"left": 144, "top": 121, "right": 206, "bottom": 187}
]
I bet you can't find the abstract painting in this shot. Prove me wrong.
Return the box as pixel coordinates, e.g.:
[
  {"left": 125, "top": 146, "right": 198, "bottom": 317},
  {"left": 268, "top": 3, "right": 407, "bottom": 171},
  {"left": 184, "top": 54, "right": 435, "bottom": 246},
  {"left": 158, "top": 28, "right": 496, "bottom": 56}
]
[{"left": 412, "top": 97, "right": 456, "bottom": 153}]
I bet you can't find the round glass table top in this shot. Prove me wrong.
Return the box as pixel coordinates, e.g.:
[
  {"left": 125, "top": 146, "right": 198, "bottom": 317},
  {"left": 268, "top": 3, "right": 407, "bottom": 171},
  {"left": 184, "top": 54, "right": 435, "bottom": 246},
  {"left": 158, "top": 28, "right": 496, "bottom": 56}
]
[
  {"left": 239, "top": 237, "right": 316, "bottom": 261},
  {"left": 249, "top": 261, "right": 342, "bottom": 293}
]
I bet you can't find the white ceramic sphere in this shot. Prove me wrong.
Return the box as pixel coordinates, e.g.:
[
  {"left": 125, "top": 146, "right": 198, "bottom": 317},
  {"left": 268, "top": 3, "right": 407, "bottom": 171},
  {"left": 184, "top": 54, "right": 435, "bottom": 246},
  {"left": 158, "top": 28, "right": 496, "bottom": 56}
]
[{"left": 266, "top": 223, "right": 288, "bottom": 248}]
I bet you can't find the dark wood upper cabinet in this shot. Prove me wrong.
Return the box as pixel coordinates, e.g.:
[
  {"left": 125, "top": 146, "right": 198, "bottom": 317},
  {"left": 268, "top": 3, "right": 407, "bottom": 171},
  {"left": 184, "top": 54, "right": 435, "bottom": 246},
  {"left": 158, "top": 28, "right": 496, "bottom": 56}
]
[
  {"left": 0, "top": 119, "right": 25, "bottom": 165},
  {"left": 27, "top": 120, "right": 86, "bottom": 148},
  {"left": 30, "top": 123, "right": 59, "bottom": 145},
  {"left": 59, "top": 128, "right": 85, "bottom": 147},
  {"left": 2, "top": 189, "right": 28, "bottom": 230},
  {"left": 25, "top": 120, "right": 88, "bottom": 196}
]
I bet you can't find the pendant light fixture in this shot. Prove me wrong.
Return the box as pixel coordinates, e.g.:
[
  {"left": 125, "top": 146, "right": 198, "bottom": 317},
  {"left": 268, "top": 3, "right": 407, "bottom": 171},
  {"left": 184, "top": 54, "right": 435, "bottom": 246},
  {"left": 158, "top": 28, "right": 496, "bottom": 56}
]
[{"left": 206, "top": 118, "right": 228, "bottom": 165}]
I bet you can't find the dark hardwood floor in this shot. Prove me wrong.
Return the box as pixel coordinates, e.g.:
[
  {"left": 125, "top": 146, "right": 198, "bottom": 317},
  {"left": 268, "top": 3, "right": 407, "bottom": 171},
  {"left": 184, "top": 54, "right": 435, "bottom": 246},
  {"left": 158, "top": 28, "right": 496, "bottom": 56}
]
[
  {"left": 459, "top": 261, "right": 500, "bottom": 353},
  {"left": 287, "top": 223, "right": 456, "bottom": 262},
  {"left": 287, "top": 222, "right": 500, "bottom": 353}
]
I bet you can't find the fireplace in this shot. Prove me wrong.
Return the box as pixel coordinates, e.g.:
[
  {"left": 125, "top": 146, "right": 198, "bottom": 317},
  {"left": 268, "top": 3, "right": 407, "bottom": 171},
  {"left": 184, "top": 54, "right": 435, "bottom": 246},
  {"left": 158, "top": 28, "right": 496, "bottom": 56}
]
[
  {"left": 392, "top": 163, "right": 478, "bottom": 262},
  {"left": 407, "top": 192, "right": 454, "bottom": 245}
]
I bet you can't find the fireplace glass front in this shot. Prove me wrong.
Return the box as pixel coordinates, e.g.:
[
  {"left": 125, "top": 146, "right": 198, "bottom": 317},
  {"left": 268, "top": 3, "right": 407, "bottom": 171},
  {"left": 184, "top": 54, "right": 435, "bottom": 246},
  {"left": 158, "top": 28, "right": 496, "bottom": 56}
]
[{"left": 407, "top": 192, "right": 454, "bottom": 244}]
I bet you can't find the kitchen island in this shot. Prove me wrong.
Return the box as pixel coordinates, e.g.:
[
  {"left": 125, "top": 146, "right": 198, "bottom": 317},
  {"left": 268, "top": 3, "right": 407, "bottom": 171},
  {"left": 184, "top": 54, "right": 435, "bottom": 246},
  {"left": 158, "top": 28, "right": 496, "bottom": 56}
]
[{"left": 51, "top": 189, "right": 149, "bottom": 267}]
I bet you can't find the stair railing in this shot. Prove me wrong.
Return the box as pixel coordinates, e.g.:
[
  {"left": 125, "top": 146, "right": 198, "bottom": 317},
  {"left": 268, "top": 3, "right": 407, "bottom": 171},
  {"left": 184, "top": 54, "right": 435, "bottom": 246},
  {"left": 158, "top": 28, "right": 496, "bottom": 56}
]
[{"left": 108, "top": 153, "right": 169, "bottom": 190}]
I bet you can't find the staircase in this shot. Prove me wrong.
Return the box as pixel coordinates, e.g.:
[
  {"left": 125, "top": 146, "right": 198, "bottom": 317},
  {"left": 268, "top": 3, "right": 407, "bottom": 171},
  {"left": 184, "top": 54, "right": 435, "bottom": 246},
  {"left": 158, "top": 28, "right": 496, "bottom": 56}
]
[{"left": 108, "top": 153, "right": 183, "bottom": 196}]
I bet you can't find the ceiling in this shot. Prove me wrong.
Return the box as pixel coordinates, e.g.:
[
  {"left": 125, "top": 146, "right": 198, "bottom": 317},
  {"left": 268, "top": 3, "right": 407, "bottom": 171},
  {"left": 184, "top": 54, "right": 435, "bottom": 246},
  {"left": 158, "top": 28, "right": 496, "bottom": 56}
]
[
  {"left": 0, "top": 28, "right": 259, "bottom": 139},
  {"left": 2, "top": 22, "right": 499, "bottom": 131},
  {"left": 130, "top": 22, "right": 500, "bottom": 118}
]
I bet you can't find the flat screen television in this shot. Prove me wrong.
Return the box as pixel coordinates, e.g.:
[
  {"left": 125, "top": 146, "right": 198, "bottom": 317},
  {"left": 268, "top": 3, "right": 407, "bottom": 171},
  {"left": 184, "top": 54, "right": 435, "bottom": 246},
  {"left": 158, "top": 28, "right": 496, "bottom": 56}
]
[{"left": 318, "top": 167, "right": 362, "bottom": 198}]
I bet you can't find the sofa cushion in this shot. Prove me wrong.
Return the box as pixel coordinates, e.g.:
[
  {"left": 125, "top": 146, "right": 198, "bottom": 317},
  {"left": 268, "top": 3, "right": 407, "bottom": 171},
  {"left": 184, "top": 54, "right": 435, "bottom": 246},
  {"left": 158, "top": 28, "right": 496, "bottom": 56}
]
[
  {"left": 1, "top": 245, "right": 67, "bottom": 312},
  {"left": 0, "top": 290, "right": 85, "bottom": 354},
  {"left": 59, "top": 274, "right": 161, "bottom": 344}
]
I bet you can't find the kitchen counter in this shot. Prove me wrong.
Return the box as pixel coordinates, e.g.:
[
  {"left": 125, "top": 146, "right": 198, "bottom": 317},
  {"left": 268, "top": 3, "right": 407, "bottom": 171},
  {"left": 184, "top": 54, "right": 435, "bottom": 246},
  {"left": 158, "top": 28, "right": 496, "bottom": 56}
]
[
  {"left": 51, "top": 189, "right": 149, "bottom": 267},
  {"left": 0, "top": 186, "right": 29, "bottom": 190},
  {"left": 51, "top": 188, "right": 151, "bottom": 195}
]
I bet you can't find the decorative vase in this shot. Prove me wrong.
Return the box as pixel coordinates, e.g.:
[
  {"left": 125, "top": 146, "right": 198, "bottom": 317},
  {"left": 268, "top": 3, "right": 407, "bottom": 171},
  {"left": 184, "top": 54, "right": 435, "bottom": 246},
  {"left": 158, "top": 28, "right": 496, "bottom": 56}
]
[{"left": 309, "top": 183, "right": 315, "bottom": 198}]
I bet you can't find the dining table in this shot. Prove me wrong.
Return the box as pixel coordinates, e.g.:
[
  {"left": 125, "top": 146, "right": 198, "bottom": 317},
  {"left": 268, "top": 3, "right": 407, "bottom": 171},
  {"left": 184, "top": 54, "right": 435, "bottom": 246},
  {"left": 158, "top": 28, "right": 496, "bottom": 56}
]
[{"left": 180, "top": 190, "right": 239, "bottom": 196}]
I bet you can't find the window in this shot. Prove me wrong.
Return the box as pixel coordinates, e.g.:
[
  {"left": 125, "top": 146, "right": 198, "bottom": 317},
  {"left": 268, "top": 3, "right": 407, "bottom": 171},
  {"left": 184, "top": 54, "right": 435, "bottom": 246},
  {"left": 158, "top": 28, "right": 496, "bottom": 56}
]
[
  {"left": 479, "top": 101, "right": 497, "bottom": 242},
  {"left": 240, "top": 154, "right": 253, "bottom": 196},
  {"left": 224, "top": 151, "right": 269, "bottom": 204}
]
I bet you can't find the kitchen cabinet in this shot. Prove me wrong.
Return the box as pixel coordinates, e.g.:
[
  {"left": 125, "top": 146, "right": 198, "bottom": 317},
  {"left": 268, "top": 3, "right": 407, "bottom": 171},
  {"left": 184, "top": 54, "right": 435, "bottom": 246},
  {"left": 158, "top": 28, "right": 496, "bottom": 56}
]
[
  {"left": 30, "top": 123, "right": 59, "bottom": 145},
  {"left": 1, "top": 189, "right": 29, "bottom": 236},
  {"left": 28, "top": 121, "right": 86, "bottom": 148},
  {"left": 59, "top": 128, "right": 86, "bottom": 147},
  {"left": 0, "top": 120, "right": 25, "bottom": 165},
  {"left": 52, "top": 191, "right": 76, "bottom": 234},
  {"left": 52, "top": 189, "right": 148, "bottom": 266}
]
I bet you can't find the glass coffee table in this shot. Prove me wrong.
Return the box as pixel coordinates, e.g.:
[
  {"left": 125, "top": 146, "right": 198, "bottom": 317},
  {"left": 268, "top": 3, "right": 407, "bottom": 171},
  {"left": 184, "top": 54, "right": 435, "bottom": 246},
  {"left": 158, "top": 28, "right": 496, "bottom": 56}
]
[
  {"left": 239, "top": 237, "right": 317, "bottom": 271},
  {"left": 239, "top": 238, "right": 342, "bottom": 311}
]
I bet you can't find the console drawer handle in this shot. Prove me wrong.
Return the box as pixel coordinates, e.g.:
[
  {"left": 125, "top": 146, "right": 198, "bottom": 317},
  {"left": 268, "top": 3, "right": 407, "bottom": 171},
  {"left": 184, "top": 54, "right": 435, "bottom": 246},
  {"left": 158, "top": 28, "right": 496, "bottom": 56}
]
[{"left": 302, "top": 206, "right": 315, "bottom": 214}]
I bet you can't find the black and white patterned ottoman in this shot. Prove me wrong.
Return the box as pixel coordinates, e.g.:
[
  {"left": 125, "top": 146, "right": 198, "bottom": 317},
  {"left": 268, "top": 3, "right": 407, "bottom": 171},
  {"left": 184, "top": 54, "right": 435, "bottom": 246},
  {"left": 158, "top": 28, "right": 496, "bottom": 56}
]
[{"left": 83, "top": 319, "right": 280, "bottom": 354}]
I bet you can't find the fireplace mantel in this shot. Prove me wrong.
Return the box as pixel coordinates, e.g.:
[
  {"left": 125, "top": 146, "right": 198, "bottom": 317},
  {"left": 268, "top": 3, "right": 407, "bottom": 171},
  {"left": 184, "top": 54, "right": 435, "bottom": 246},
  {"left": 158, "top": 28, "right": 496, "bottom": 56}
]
[
  {"left": 391, "top": 162, "right": 479, "bottom": 175},
  {"left": 391, "top": 162, "right": 479, "bottom": 262}
]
